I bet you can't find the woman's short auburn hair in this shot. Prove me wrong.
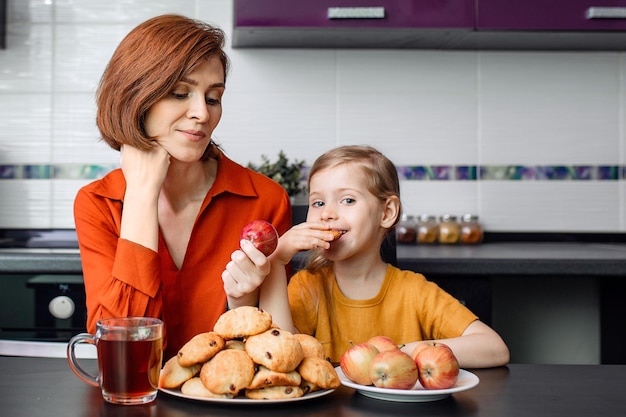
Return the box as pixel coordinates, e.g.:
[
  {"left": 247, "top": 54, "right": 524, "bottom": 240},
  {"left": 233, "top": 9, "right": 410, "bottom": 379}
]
[{"left": 96, "top": 14, "right": 229, "bottom": 160}]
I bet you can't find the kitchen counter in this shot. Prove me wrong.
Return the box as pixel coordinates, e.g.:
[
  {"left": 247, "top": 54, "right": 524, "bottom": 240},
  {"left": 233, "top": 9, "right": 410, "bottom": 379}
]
[
  {"left": 0, "top": 248, "right": 82, "bottom": 274},
  {"left": 0, "top": 356, "right": 624, "bottom": 417},
  {"left": 396, "top": 241, "right": 626, "bottom": 276},
  {"left": 3, "top": 241, "right": 626, "bottom": 276}
]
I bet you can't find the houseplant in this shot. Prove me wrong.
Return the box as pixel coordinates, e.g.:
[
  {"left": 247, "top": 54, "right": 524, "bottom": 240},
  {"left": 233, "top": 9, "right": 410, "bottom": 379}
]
[{"left": 247, "top": 150, "right": 306, "bottom": 199}]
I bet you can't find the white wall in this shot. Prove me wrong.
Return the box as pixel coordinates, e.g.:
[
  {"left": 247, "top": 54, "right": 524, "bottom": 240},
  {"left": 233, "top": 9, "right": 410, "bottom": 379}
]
[{"left": 1, "top": 0, "right": 625, "bottom": 232}]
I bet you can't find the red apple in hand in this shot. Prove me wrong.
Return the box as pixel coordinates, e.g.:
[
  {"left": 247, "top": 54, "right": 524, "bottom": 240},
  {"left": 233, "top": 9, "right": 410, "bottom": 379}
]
[
  {"left": 367, "top": 335, "right": 401, "bottom": 352},
  {"left": 340, "top": 343, "right": 379, "bottom": 385},
  {"left": 240, "top": 220, "right": 279, "bottom": 256},
  {"left": 368, "top": 350, "right": 418, "bottom": 390},
  {"left": 412, "top": 342, "right": 460, "bottom": 390}
]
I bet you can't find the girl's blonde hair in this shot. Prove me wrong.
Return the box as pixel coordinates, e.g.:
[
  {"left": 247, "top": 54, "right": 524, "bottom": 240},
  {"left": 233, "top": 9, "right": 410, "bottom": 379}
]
[{"left": 304, "top": 145, "right": 402, "bottom": 271}]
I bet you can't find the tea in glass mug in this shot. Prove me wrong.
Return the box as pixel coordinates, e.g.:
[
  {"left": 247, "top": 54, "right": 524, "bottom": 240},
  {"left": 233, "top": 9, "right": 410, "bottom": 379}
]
[{"left": 67, "top": 317, "right": 163, "bottom": 405}]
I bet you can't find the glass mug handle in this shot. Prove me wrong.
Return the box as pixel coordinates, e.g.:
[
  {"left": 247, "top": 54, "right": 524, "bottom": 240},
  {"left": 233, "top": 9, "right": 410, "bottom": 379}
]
[{"left": 67, "top": 333, "right": 99, "bottom": 387}]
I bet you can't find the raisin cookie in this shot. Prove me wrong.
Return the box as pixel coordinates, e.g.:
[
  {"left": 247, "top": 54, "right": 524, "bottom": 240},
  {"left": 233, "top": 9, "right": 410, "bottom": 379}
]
[
  {"left": 177, "top": 331, "right": 225, "bottom": 367},
  {"left": 213, "top": 306, "right": 273, "bottom": 339},
  {"left": 244, "top": 385, "right": 304, "bottom": 400},
  {"left": 297, "top": 357, "right": 341, "bottom": 389},
  {"left": 200, "top": 349, "right": 255, "bottom": 396},
  {"left": 159, "top": 356, "right": 201, "bottom": 389},
  {"left": 247, "top": 365, "right": 302, "bottom": 390},
  {"left": 180, "top": 377, "right": 234, "bottom": 399},
  {"left": 295, "top": 333, "right": 326, "bottom": 359},
  {"left": 245, "top": 328, "right": 304, "bottom": 373}
]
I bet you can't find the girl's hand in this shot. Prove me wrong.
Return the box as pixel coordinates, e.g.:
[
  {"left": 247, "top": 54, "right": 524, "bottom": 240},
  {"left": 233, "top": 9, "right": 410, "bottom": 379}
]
[
  {"left": 120, "top": 143, "right": 170, "bottom": 195},
  {"left": 222, "top": 239, "right": 271, "bottom": 302},
  {"left": 271, "top": 222, "right": 339, "bottom": 265}
]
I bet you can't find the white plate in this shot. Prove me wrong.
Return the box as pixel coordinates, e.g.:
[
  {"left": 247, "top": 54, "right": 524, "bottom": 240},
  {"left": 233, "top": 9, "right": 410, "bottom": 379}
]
[
  {"left": 336, "top": 366, "right": 479, "bottom": 402},
  {"left": 159, "top": 387, "right": 335, "bottom": 404}
]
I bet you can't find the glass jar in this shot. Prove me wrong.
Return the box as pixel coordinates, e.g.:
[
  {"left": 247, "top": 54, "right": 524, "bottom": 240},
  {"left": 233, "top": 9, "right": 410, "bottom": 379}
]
[
  {"left": 460, "top": 214, "right": 483, "bottom": 244},
  {"left": 396, "top": 214, "right": 417, "bottom": 244},
  {"left": 438, "top": 214, "right": 460, "bottom": 244},
  {"left": 416, "top": 214, "right": 439, "bottom": 244}
]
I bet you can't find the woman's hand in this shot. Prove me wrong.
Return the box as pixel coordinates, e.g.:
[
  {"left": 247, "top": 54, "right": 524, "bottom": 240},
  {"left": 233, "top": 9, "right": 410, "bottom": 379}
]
[
  {"left": 119, "top": 144, "right": 170, "bottom": 252},
  {"left": 120, "top": 143, "right": 170, "bottom": 195},
  {"left": 271, "top": 222, "right": 339, "bottom": 266}
]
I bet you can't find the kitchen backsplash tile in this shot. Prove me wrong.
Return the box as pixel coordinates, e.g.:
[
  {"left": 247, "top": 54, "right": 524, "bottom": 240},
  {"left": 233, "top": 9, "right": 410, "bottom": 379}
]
[
  {"left": 338, "top": 92, "right": 478, "bottom": 165},
  {"left": 481, "top": 182, "right": 620, "bottom": 231},
  {"left": 0, "top": 180, "right": 52, "bottom": 228},
  {"left": 8, "top": 0, "right": 52, "bottom": 23},
  {"left": 0, "top": 94, "right": 52, "bottom": 163},
  {"left": 0, "top": 24, "right": 52, "bottom": 92},
  {"left": 1, "top": 0, "right": 626, "bottom": 232},
  {"left": 479, "top": 52, "right": 620, "bottom": 165},
  {"left": 53, "top": 24, "right": 131, "bottom": 93},
  {"left": 53, "top": 0, "right": 196, "bottom": 24},
  {"left": 337, "top": 50, "right": 478, "bottom": 95}
]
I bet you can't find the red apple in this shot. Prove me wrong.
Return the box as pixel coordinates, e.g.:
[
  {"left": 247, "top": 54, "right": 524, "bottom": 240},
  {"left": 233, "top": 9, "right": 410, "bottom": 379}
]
[
  {"left": 410, "top": 341, "right": 435, "bottom": 362},
  {"left": 367, "top": 335, "right": 400, "bottom": 352},
  {"left": 339, "top": 343, "right": 379, "bottom": 385},
  {"left": 412, "top": 342, "right": 460, "bottom": 390},
  {"left": 368, "top": 350, "right": 418, "bottom": 390},
  {"left": 240, "top": 220, "right": 279, "bottom": 256}
]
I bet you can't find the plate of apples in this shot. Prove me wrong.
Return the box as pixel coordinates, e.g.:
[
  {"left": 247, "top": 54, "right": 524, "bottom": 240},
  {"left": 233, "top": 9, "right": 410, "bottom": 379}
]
[{"left": 337, "top": 337, "right": 479, "bottom": 402}]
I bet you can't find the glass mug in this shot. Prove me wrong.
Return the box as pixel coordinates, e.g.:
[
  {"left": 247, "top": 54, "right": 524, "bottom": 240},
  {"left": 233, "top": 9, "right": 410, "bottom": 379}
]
[{"left": 67, "top": 317, "right": 164, "bottom": 405}]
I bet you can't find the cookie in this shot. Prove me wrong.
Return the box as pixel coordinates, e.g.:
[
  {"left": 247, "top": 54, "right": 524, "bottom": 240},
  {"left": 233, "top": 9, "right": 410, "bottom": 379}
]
[
  {"left": 199, "top": 349, "right": 255, "bottom": 396},
  {"left": 330, "top": 230, "right": 344, "bottom": 240},
  {"left": 180, "top": 377, "right": 234, "bottom": 399},
  {"left": 213, "top": 306, "right": 273, "bottom": 339},
  {"left": 297, "top": 357, "right": 340, "bottom": 389},
  {"left": 247, "top": 365, "right": 301, "bottom": 390},
  {"left": 177, "top": 331, "right": 225, "bottom": 367},
  {"left": 244, "top": 385, "right": 304, "bottom": 400},
  {"left": 159, "top": 356, "right": 201, "bottom": 389},
  {"left": 295, "top": 333, "right": 326, "bottom": 359},
  {"left": 299, "top": 379, "right": 320, "bottom": 394},
  {"left": 245, "top": 328, "right": 304, "bottom": 373}
]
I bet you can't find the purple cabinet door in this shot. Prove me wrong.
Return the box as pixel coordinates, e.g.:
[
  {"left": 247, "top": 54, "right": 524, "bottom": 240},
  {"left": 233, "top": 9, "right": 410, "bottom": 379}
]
[
  {"left": 477, "top": 0, "right": 626, "bottom": 30},
  {"left": 235, "top": 0, "right": 474, "bottom": 29}
]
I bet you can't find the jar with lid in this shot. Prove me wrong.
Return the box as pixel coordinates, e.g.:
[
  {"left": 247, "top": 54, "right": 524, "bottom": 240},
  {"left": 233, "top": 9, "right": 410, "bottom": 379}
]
[
  {"left": 396, "top": 214, "right": 417, "bottom": 244},
  {"left": 460, "top": 214, "right": 483, "bottom": 244},
  {"left": 416, "top": 214, "right": 439, "bottom": 244},
  {"left": 438, "top": 214, "right": 460, "bottom": 244}
]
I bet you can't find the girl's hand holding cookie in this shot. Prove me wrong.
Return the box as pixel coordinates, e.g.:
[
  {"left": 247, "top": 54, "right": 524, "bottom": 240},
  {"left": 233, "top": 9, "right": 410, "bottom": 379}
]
[{"left": 271, "top": 222, "right": 341, "bottom": 265}]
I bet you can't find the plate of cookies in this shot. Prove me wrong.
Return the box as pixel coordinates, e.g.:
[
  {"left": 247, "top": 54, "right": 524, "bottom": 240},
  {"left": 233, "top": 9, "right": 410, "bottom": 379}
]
[
  {"left": 158, "top": 306, "right": 340, "bottom": 403},
  {"left": 335, "top": 367, "right": 479, "bottom": 402}
]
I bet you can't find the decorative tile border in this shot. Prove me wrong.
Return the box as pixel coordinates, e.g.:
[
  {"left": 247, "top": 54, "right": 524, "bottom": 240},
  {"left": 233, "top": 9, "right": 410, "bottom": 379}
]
[
  {"left": 0, "top": 164, "right": 623, "bottom": 181},
  {"left": 0, "top": 164, "right": 119, "bottom": 180}
]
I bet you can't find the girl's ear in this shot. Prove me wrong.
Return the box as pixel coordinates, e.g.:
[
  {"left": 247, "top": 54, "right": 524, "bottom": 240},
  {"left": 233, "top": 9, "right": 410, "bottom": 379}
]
[{"left": 381, "top": 195, "right": 400, "bottom": 229}]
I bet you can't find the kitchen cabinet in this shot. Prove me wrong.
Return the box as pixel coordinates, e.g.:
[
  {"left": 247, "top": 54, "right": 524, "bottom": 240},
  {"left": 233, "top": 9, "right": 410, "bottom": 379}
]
[
  {"left": 477, "top": 0, "right": 626, "bottom": 30},
  {"left": 467, "top": 0, "right": 626, "bottom": 49},
  {"left": 233, "top": 0, "right": 626, "bottom": 50},
  {"left": 233, "top": 0, "right": 474, "bottom": 48},
  {"left": 0, "top": 0, "right": 6, "bottom": 49}
]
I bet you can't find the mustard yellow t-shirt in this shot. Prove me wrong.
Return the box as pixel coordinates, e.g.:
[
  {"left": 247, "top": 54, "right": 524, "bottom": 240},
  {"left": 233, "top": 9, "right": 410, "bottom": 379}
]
[{"left": 288, "top": 264, "right": 478, "bottom": 363}]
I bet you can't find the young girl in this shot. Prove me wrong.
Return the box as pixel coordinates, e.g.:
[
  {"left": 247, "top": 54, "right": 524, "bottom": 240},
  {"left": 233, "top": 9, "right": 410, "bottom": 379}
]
[{"left": 261, "top": 145, "right": 509, "bottom": 368}]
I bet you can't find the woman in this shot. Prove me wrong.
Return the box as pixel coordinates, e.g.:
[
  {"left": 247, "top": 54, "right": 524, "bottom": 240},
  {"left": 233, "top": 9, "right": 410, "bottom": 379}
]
[
  {"left": 264, "top": 146, "right": 509, "bottom": 368},
  {"left": 74, "top": 15, "right": 291, "bottom": 359}
]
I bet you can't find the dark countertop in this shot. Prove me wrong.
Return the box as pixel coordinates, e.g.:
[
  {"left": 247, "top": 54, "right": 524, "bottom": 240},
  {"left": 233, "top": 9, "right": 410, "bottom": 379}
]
[
  {"left": 1, "top": 356, "right": 625, "bottom": 417},
  {"left": 0, "top": 248, "right": 82, "bottom": 274},
  {"left": 3, "top": 241, "right": 626, "bottom": 276},
  {"left": 396, "top": 242, "right": 626, "bottom": 276}
]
